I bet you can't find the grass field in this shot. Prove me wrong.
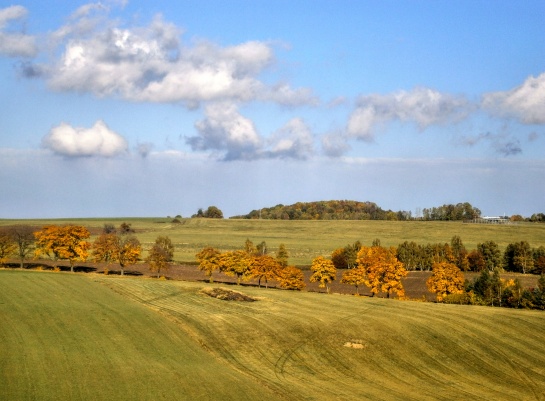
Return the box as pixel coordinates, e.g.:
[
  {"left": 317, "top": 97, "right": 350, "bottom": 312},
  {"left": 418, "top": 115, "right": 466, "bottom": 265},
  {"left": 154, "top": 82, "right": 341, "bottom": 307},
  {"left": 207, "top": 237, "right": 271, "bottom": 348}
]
[
  {"left": 2, "top": 270, "right": 545, "bottom": 400},
  {"left": 2, "top": 218, "right": 544, "bottom": 265}
]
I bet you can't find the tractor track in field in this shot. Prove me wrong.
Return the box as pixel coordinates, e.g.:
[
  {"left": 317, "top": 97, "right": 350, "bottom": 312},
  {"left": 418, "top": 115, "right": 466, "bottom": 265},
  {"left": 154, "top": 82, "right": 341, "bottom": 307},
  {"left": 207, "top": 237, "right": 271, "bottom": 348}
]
[
  {"left": 96, "top": 277, "right": 545, "bottom": 400},
  {"left": 270, "top": 301, "right": 440, "bottom": 401}
]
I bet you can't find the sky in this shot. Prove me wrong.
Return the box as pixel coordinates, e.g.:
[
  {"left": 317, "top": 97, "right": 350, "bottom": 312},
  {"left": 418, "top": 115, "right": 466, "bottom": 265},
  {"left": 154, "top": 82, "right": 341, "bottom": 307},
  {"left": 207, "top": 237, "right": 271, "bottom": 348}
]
[{"left": 0, "top": 0, "right": 544, "bottom": 218}]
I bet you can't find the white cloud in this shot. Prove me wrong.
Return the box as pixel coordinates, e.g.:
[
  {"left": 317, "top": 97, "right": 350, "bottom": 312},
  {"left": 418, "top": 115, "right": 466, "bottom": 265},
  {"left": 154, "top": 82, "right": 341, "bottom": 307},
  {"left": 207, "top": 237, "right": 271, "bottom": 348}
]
[
  {"left": 188, "top": 103, "right": 262, "bottom": 160},
  {"left": 25, "top": 7, "right": 316, "bottom": 107},
  {"left": 42, "top": 120, "right": 128, "bottom": 157},
  {"left": 0, "top": 6, "right": 37, "bottom": 57},
  {"left": 187, "top": 105, "right": 318, "bottom": 161},
  {"left": 267, "top": 118, "right": 314, "bottom": 159},
  {"left": 347, "top": 87, "right": 471, "bottom": 141},
  {"left": 482, "top": 72, "right": 545, "bottom": 124},
  {"left": 321, "top": 132, "right": 350, "bottom": 157}
]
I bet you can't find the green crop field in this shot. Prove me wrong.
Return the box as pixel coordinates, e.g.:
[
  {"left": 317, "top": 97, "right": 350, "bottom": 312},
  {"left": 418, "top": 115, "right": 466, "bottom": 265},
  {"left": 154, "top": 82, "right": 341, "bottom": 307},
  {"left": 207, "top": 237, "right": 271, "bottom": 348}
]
[
  {"left": 2, "top": 218, "right": 544, "bottom": 265},
  {"left": 2, "top": 270, "right": 545, "bottom": 400}
]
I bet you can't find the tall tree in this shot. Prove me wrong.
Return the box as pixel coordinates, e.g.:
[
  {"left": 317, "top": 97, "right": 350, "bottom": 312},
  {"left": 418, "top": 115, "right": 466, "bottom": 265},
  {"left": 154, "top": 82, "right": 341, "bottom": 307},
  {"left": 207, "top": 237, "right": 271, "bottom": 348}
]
[
  {"left": 331, "top": 247, "right": 348, "bottom": 269},
  {"left": 219, "top": 250, "right": 252, "bottom": 285},
  {"left": 93, "top": 233, "right": 141, "bottom": 276},
  {"left": 276, "top": 266, "right": 305, "bottom": 290},
  {"left": 396, "top": 241, "right": 421, "bottom": 271},
  {"left": 426, "top": 261, "right": 465, "bottom": 302},
  {"left": 195, "top": 247, "right": 221, "bottom": 283},
  {"left": 356, "top": 246, "right": 407, "bottom": 298},
  {"left": 34, "top": 225, "right": 91, "bottom": 272},
  {"left": 146, "top": 236, "right": 174, "bottom": 278},
  {"left": 467, "top": 250, "right": 486, "bottom": 272},
  {"left": 504, "top": 241, "right": 534, "bottom": 274},
  {"left": 340, "top": 267, "right": 367, "bottom": 295},
  {"left": 450, "top": 235, "right": 469, "bottom": 271},
  {"left": 250, "top": 255, "right": 280, "bottom": 288},
  {"left": 477, "top": 241, "right": 502, "bottom": 271},
  {"left": 8, "top": 226, "right": 35, "bottom": 269},
  {"left": 276, "top": 243, "right": 289, "bottom": 268},
  {"left": 310, "top": 256, "right": 337, "bottom": 293}
]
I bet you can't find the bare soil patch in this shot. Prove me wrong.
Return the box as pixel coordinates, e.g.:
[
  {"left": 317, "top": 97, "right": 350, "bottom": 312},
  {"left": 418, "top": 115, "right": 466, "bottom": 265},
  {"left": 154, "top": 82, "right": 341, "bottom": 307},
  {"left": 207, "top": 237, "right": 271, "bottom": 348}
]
[{"left": 201, "top": 287, "right": 257, "bottom": 302}]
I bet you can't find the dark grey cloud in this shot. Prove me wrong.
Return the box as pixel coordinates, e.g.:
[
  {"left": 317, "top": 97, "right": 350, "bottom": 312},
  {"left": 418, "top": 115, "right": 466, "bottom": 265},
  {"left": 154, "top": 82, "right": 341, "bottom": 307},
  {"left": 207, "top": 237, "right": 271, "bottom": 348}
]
[{"left": 459, "top": 131, "right": 522, "bottom": 156}]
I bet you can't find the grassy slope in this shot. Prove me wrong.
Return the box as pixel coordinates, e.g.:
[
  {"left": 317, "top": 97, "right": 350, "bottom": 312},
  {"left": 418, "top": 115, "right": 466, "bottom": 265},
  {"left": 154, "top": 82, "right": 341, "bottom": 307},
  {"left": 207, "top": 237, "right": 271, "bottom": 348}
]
[
  {"left": 102, "top": 276, "right": 545, "bottom": 400},
  {"left": 3, "top": 272, "right": 542, "bottom": 401},
  {"left": 0, "top": 271, "right": 282, "bottom": 401},
  {"left": 2, "top": 218, "right": 544, "bottom": 265}
]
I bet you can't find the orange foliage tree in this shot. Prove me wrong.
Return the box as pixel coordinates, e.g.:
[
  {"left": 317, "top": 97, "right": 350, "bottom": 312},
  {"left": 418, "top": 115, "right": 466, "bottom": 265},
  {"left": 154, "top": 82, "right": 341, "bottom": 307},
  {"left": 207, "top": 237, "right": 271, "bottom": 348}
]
[
  {"left": 276, "top": 265, "right": 305, "bottom": 290},
  {"left": 310, "top": 256, "right": 337, "bottom": 293},
  {"left": 250, "top": 254, "right": 281, "bottom": 288},
  {"left": 426, "top": 261, "right": 465, "bottom": 302},
  {"left": 195, "top": 247, "right": 221, "bottom": 283},
  {"left": 356, "top": 246, "right": 407, "bottom": 298},
  {"left": 93, "top": 233, "right": 141, "bottom": 276},
  {"left": 34, "top": 225, "right": 91, "bottom": 272}
]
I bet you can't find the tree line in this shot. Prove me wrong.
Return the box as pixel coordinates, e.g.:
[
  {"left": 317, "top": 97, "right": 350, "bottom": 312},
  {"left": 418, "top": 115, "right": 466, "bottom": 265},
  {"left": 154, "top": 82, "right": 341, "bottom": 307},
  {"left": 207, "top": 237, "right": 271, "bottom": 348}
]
[
  {"left": 329, "top": 236, "right": 545, "bottom": 309},
  {"left": 331, "top": 236, "right": 545, "bottom": 275},
  {"left": 196, "top": 240, "right": 305, "bottom": 290},
  {"left": 232, "top": 200, "right": 487, "bottom": 221},
  {"left": 0, "top": 224, "right": 175, "bottom": 277},
  {"left": 2, "top": 223, "right": 544, "bottom": 309}
]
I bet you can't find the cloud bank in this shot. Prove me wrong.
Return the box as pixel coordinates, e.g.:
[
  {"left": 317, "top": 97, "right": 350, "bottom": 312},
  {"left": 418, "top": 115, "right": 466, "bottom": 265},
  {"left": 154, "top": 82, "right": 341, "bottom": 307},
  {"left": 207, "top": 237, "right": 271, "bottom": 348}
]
[
  {"left": 19, "top": 5, "right": 316, "bottom": 108},
  {"left": 347, "top": 87, "right": 471, "bottom": 141},
  {"left": 42, "top": 120, "right": 128, "bottom": 157}
]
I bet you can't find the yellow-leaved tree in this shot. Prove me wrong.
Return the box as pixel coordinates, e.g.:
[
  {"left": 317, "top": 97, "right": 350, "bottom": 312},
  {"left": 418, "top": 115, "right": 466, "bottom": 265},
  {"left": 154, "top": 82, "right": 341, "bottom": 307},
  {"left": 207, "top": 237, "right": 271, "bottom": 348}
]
[
  {"left": 219, "top": 250, "right": 253, "bottom": 285},
  {"left": 277, "top": 265, "right": 305, "bottom": 291},
  {"left": 195, "top": 247, "right": 221, "bottom": 283},
  {"left": 356, "top": 246, "right": 407, "bottom": 298},
  {"left": 34, "top": 225, "right": 91, "bottom": 272},
  {"left": 426, "top": 261, "right": 465, "bottom": 302},
  {"left": 146, "top": 236, "right": 174, "bottom": 278},
  {"left": 341, "top": 267, "right": 367, "bottom": 295},
  {"left": 93, "top": 232, "right": 141, "bottom": 276},
  {"left": 310, "top": 256, "right": 337, "bottom": 293}
]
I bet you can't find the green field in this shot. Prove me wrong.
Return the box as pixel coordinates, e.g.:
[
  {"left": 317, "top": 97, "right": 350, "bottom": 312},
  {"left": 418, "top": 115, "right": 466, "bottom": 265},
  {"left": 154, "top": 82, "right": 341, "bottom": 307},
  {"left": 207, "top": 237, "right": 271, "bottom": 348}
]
[
  {"left": 2, "top": 218, "right": 544, "bottom": 265},
  {"left": 2, "top": 270, "right": 545, "bottom": 400}
]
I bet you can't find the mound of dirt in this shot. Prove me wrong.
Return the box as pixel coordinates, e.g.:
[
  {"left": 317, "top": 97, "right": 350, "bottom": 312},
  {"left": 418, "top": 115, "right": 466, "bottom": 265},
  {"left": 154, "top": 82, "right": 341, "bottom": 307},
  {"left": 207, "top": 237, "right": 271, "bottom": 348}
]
[{"left": 201, "top": 287, "right": 256, "bottom": 302}]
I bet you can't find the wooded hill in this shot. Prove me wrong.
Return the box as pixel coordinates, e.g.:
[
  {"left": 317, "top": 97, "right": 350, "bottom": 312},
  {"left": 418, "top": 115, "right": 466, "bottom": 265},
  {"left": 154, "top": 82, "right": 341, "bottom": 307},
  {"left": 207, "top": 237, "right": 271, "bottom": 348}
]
[{"left": 231, "top": 200, "right": 481, "bottom": 221}]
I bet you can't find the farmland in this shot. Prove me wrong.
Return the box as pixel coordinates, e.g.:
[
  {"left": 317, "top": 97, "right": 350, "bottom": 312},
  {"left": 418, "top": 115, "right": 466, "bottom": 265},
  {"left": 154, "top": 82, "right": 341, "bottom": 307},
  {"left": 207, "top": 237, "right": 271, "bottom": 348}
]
[
  {"left": 1, "top": 218, "right": 544, "bottom": 265},
  {"left": 2, "top": 270, "right": 545, "bottom": 400}
]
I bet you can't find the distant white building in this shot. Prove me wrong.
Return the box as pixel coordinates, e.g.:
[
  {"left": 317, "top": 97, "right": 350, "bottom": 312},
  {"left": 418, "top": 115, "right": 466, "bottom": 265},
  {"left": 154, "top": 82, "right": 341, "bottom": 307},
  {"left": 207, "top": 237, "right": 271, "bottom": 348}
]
[{"left": 468, "top": 216, "right": 511, "bottom": 224}]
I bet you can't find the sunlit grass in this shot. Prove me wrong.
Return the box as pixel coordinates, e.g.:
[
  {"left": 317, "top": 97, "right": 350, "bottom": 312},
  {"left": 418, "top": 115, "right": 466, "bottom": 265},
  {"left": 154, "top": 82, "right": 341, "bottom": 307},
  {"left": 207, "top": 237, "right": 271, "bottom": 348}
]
[{"left": 2, "top": 270, "right": 545, "bottom": 400}]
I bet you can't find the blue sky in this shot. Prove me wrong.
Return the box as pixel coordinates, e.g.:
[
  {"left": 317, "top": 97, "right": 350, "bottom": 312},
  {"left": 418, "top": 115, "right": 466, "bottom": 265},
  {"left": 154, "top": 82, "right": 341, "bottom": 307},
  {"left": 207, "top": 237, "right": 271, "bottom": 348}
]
[{"left": 1, "top": 0, "right": 544, "bottom": 218}]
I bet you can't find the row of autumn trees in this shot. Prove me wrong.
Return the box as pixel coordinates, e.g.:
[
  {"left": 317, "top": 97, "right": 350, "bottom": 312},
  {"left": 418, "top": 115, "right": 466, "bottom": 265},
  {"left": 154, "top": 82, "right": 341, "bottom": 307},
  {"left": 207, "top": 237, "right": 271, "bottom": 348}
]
[
  {"left": 0, "top": 224, "right": 175, "bottom": 278},
  {"left": 196, "top": 240, "right": 306, "bottom": 290},
  {"left": 331, "top": 236, "right": 545, "bottom": 275}
]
